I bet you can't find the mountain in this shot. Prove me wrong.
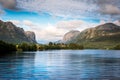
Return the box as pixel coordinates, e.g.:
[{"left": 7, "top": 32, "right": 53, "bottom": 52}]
[
  {"left": 55, "top": 40, "right": 63, "bottom": 44},
  {"left": 25, "top": 31, "right": 36, "bottom": 43},
  {"left": 63, "top": 23, "right": 120, "bottom": 49},
  {"left": 63, "top": 30, "right": 80, "bottom": 43},
  {"left": 0, "top": 20, "right": 37, "bottom": 43}
]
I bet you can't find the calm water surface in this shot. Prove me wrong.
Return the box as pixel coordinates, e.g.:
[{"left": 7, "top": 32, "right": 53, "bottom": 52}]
[{"left": 0, "top": 50, "right": 120, "bottom": 80}]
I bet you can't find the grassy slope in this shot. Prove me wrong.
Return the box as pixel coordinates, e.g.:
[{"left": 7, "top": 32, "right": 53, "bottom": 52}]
[{"left": 76, "top": 34, "right": 120, "bottom": 49}]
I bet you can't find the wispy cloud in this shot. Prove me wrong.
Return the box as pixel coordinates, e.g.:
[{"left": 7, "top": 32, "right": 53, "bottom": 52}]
[
  {"left": 23, "top": 20, "right": 36, "bottom": 27},
  {"left": 100, "top": 4, "right": 120, "bottom": 15},
  {"left": 1, "top": 0, "right": 120, "bottom": 20},
  {"left": 16, "top": 0, "right": 97, "bottom": 18},
  {"left": 16, "top": 0, "right": 120, "bottom": 20},
  {"left": 56, "top": 20, "right": 84, "bottom": 30},
  {"left": 9, "top": 20, "right": 21, "bottom": 25}
]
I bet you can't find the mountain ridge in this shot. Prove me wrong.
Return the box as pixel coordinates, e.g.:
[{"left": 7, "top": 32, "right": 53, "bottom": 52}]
[
  {"left": 63, "top": 23, "right": 120, "bottom": 49},
  {"left": 0, "top": 20, "right": 37, "bottom": 43}
]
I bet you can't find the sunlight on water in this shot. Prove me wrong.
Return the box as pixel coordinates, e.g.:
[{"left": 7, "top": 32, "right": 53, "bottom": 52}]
[{"left": 0, "top": 50, "right": 120, "bottom": 80}]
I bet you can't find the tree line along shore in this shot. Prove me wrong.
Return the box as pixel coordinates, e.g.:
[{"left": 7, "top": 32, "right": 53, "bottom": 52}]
[
  {"left": 0, "top": 40, "right": 120, "bottom": 52},
  {"left": 0, "top": 40, "right": 84, "bottom": 52}
]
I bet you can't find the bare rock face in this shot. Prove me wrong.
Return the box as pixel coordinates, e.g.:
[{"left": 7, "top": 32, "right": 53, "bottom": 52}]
[
  {"left": 0, "top": 20, "right": 37, "bottom": 43},
  {"left": 63, "top": 30, "right": 80, "bottom": 43},
  {"left": 79, "top": 23, "right": 120, "bottom": 39},
  {"left": 25, "top": 31, "right": 37, "bottom": 43},
  {"left": 63, "top": 23, "right": 120, "bottom": 43}
]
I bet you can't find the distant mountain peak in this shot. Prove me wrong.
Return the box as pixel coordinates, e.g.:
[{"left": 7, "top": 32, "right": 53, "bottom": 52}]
[
  {"left": 25, "top": 31, "right": 37, "bottom": 43},
  {"left": 63, "top": 30, "right": 80, "bottom": 43},
  {"left": 96, "top": 23, "right": 120, "bottom": 31}
]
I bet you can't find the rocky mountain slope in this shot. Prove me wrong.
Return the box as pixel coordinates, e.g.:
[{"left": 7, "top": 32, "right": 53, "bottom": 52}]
[
  {"left": 63, "top": 23, "right": 120, "bottom": 48},
  {"left": 0, "top": 20, "right": 37, "bottom": 43},
  {"left": 63, "top": 30, "right": 80, "bottom": 43},
  {"left": 25, "top": 31, "right": 36, "bottom": 43}
]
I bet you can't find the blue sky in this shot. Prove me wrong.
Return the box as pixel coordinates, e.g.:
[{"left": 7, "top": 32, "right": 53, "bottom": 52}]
[
  {"left": 2, "top": 9, "right": 62, "bottom": 24},
  {"left": 2, "top": 9, "right": 100, "bottom": 24},
  {"left": 0, "top": 0, "right": 120, "bottom": 43}
]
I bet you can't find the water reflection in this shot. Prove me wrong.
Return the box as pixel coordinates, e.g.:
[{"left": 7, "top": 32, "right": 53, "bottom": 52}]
[
  {"left": 0, "top": 50, "right": 120, "bottom": 80},
  {"left": 0, "top": 52, "right": 35, "bottom": 79}
]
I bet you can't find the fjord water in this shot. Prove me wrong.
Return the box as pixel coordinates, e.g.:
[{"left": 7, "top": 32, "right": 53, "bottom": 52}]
[{"left": 0, "top": 50, "right": 120, "bottom": 80}]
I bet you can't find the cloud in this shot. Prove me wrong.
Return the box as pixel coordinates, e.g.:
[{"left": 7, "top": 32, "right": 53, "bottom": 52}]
[
  {"left": 0, "top": 5, "right": 4, "bottom": 15},
  {"left": 56, "top": 20, "right": 84, "bottom": 30},
  {"left": 0, "top": 9, "right": 3, "bottom": 15},
  {"left": 35, "top": 20, "right": 85, "bottom": 42},
  {"left": 99, "top": 4, "right": 120, "bottom": 15},
  {"left": 35, "top": 20, "right": 98, "bottom": 42},
  {"left": 0, "top": 0, "right": 16, "bottom": 9},
  {"left": 9, "top": 19, "right": 40, "bottom": 30},
  {"left": 16, "top": 0, "right": 97, "bottom": 18},
  {"left": 0, "top": 0, "right": 120, "bottom": 20},
  {"left": 9, "top": 20, "right": 20, "bottom": 25},
  {"left": 23, "top": 20, "right": 36, "bottom": 27},
  {"left": 32, "top": 23, "right": 66, "bottom": 42},
  {"left": 15, "top": 0, "right": 120, "bottom": 20}
]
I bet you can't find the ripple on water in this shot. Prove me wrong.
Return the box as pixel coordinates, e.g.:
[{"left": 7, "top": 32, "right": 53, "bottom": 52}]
[{"left": 0, "top": 50, "right": 120, "bottom": 80}]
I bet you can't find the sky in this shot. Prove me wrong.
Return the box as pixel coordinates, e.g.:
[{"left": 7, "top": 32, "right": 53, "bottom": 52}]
[{"left": 0, "top": 0, "right": 120, "bottom": 43}]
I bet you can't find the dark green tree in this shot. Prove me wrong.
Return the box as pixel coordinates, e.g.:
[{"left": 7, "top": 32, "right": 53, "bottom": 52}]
[
  {"left": 49, "top": 42, "right": 53, "bottom": 46},
  {"left": 113, "top": 45, "right": 120, "bottom": 50},
  {"left": 0, "top": 40, "right": 16, "bottom": 52},
  {"left": 18, "top": 43, "right": 37, "bottom": 51}
]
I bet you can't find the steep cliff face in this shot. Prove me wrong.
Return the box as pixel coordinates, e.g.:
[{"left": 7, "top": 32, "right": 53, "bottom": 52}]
[
  {"left": 64, "top": 23, "right": 120, "bottom": 43},
  {"left": 63, "top": 30, "right": 80, "bottom": 43},
  {"left": 0, "top": 20, "right": 37, "bottom": 43},
  {"left": 25, "top": 31, "right": 37, "bottom": 43}
]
